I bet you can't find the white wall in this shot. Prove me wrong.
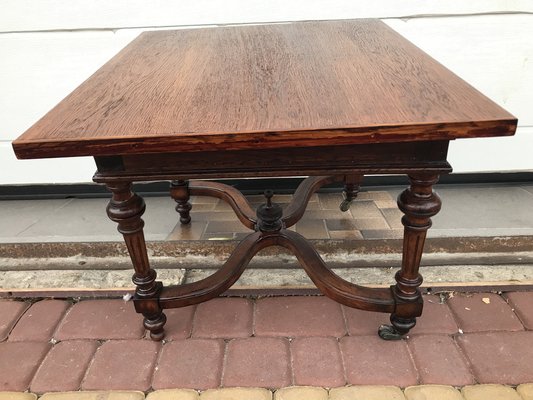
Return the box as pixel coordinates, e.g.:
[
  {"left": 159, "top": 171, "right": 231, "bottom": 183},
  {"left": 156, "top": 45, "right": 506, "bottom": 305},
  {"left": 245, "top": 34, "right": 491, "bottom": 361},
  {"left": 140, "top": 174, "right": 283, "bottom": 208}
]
[{"left": 1, "top": 2, "right": 532, "bottom": 184}]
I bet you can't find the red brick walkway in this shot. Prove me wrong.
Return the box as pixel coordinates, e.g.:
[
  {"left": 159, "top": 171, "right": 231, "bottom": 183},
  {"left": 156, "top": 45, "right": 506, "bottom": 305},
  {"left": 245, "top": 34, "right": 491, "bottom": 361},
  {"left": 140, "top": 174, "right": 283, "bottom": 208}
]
[{"left": 1, "top": 292, "right": 533, "bottom": 393}]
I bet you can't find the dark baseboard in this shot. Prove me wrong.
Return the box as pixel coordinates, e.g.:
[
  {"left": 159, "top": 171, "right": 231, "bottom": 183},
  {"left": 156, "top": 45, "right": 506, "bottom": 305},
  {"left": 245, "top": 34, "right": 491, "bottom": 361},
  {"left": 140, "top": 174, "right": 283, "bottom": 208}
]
[{"left": 1, "top": 172, "right": 532, "bottom": 200}]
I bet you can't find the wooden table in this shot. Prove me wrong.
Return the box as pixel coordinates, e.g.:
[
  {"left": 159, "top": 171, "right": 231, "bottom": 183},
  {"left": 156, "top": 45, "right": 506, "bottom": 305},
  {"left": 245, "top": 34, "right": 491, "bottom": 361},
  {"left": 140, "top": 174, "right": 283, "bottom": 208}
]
[{"left": 13, "top": 20, "right": 516, "bottom": 341}]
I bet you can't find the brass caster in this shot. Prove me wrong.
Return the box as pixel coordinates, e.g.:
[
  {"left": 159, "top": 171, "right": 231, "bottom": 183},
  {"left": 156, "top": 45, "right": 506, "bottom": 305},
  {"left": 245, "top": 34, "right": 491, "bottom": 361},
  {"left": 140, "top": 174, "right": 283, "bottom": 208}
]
[
  {"left": 378, "top": 324, "right": 406, "bottom": 340},
  {"left": 339, "top": 199, "right": 352, "bottom": 212}
]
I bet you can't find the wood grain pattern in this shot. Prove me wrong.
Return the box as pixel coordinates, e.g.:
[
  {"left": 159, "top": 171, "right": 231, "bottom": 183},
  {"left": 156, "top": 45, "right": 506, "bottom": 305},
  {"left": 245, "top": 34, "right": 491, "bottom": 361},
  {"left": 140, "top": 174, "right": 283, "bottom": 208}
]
[{"left": 13, "top": 19, "right": 516, "bottom": 159}]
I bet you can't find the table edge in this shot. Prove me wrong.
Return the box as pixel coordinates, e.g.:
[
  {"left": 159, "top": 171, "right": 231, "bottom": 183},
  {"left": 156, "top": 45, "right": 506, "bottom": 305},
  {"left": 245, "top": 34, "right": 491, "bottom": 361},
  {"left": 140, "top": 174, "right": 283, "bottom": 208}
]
[{"left": 12, "top": 118, "right": 517, "bottom": 160}]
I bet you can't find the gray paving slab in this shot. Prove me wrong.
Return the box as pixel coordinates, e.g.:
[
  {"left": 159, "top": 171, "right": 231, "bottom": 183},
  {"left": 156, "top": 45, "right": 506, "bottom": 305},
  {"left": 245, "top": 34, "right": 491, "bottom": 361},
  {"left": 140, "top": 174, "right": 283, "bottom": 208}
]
[
  {"left": 0, "top": 184, "right": 532, "bottom": 244},
  {"left": 11, "top": 197, "right": 179, "bottom": 242},
  {"left": 432, "top": 185, "right": 533, "bottom": 230},
  {"left": 384, "top": 185, "right": 533, "bottom": 237},
  {"left": 13, "top": 198, "right": 117, "bottom": 242},
  {"left": 521, "top": 185, "right": 533, "bottom": 195},
  {"left": 143, "top": 196, "right": 183, "bottom": 238},
  {"left": 0, "top": 198, "right": 73, "bottom": 238}
]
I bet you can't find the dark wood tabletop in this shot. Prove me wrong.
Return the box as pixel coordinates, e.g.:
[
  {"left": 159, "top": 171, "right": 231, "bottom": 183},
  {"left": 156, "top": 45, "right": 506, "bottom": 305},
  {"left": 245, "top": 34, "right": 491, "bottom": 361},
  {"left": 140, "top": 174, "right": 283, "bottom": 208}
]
[{"left": 13, "top": 19, "right": 516, "bottom": 159}]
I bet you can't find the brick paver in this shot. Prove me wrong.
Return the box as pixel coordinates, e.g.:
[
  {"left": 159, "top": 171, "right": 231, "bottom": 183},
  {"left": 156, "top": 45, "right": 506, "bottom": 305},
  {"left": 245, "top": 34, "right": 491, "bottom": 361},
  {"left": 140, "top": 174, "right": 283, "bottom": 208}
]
[
  {"left": 317, "top": 193, "right": 346, "bottom": 210},
  {"left": 343, "top": 297, "right": 458, "bottom": 336},
  {"left": 290, "top": 337, "right": 345, "bottom": 387},
  {"left": 205, "top": 221, "right": 250, "bottom": 234},
  {"left": 0, "top": 300, "right": 29, "bottom": 341},
  {"left": 461, "top": 384, "right": 522, "bottom": 400},
  {"left": 411, "top": 296, "right": 459, "bottom": 335},
  {"left": 408, "top": 335, "right": 474, "bottom": 386},
  {"left": 342, "top": 307, "right": 388, "bottom": 336},
  {"left": 147, "top": 389, "right": 199, "bottom": 399},
  {"left": 447, "top": 293, "right": 524, "bottom": 332},
  {"left": 326, "top": 216, "right": 389, "bottom": 231},
  {"left": 39, "top": 392, "right": 145, "bottom": 400},
  {"left": 82, "top": 340, "right": 160, "bottom": 391},
  {"left": 404, "top": 385, "right": 464, "bottom": 400},
  {"left": 153, "top": 339, "right": 224, "bottom": 390},
  {"left": 0, "top": 393, "right": 36, "bottom": 400},
  {"left": 293, "top": 219, "right": 329, "bottom": 239},
  {"left": 274, "top": 386, "right": 328, "bottom": 400},
  {"left": 161, "top": 306, "right": 195, "bottom": 340},
  {"left": 0, "top": 341, "right": 50, "bottom": 391},
  {"left": 505, "top": 291, "right": 533, "bottom": 329},
  {"left": 192, "top": 298, "right": 253, "bottom": 339},
  {"left": 9, "top": 300, "right": 70, "bottom": 342},
  {"left": 3, "top": 385, "right": 533, "bottom": 400},
  {"left": 254, "top": 297, "right": 345, "bottom": 337},
  {"left": 456, "top": 331, "right": 533, "bottom": 384},
  {"left": 223, "top": 338, "right": 291, "bottom": 388},
  {"left": 200, "top": 388, "right": 272, "bottom": 400},
  {"left": 517, "top": 384, "right": 533, "bottom": 400},
  {"left": 30, "top": 340, "right": 99, "bottom": 393},
  {"left": 55, "top": 300, "right": 144, "bottom": 340},
  {"left": 2, "top": 291, "right": 533, "bottom": 393},
  {"left": 328, "top": 230, "right": 364, "bottom": 239},
  {"left": 340, "top": 336, "right": 417, "bottom": 387},
  {"left": 329, "top": 385, "right": 406, "bottom": 400}
]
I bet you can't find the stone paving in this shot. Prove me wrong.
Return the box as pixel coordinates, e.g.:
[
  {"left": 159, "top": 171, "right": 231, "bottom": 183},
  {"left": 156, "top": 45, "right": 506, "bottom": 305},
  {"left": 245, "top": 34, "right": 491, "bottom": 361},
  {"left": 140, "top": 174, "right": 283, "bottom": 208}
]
[
  {"left": 3, "top": 184, "right": 533, "bottom": 244},
  {"left": 1, "top": 292, "right": 533, "bottom": 397}
]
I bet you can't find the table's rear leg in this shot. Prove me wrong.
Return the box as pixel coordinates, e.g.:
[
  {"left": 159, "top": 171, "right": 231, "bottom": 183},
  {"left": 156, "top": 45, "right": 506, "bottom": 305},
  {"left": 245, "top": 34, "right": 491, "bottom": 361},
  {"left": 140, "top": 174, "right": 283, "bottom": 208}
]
[
  {"left": 379, "top": 173, "right": 441, "bottom": 340},
  {"left": 106, "top": 182, "right": 167, "bottom": 341},
  {"left": 340, "top": 174, "right": 364, "bottom": 212},
  {"left": 170, "top": 179, "right": 192, "bottom": 225}
]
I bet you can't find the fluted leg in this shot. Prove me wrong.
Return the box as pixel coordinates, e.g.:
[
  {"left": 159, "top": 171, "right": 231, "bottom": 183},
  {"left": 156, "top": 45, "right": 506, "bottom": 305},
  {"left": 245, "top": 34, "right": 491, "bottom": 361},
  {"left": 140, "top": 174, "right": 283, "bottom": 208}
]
[
  {"left": 340, "top": 174, "right": 363, "bottom": 212},
  {"left": 170, "top": 180, "right": 192, "bottom": 225},
  {"left": 379, "top": 174, "right": 441, "bottom": 340},
  {"left": 106, "top": 182, "right": 166, "bottom": 341}
]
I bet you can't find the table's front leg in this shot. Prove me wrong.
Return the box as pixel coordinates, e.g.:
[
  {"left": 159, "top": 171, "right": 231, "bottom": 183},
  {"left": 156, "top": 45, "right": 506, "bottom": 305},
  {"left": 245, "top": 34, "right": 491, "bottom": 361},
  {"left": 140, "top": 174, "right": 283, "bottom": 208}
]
[
  {"left": 106, "top": 182, "right": 166, "bottom": 340},
  {"left": 379, "top": 173, "right": 441, "bottom": 340}
]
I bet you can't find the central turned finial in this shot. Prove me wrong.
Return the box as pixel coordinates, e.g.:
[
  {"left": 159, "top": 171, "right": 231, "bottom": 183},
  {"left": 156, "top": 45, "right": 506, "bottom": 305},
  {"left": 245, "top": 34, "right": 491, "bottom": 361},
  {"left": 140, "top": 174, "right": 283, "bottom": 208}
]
[{"left": 256, "top": 190, "right": 283, "bottom": 232}]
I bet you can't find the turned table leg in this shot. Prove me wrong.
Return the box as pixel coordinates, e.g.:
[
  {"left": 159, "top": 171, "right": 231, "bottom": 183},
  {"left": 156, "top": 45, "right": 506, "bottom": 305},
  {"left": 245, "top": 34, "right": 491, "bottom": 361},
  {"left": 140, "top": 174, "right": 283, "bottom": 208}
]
[
  {"left": 379, "top": 173, "right": 441, "bottom": 340},
  {"left": 106, "top": 182, "right": 167, "bottom": 340},
  {"left": 170, "top": 180, "right": 192, "bottom": 225}
]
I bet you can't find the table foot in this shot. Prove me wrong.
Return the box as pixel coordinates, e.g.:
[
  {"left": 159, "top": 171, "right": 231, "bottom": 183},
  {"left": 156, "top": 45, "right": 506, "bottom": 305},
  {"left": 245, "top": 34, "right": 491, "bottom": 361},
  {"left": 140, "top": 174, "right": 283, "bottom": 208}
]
[
  {"left": 339, "top": 199, "right": 352, "bottom": 212},
  {"left": 171, "top": 180, "right": 192, "bottom": 225},
  {"left": 143, "top": 311, "right": 167, "bottom": 341},
  {"left": 340, "top": 174, "right": 363, "bottom": 212},
  {"left": 379, "top": 311, "right": 417, "bottom": 340},
  {"left": 378, "top": 323, "right": 409, "bottom": 340}
]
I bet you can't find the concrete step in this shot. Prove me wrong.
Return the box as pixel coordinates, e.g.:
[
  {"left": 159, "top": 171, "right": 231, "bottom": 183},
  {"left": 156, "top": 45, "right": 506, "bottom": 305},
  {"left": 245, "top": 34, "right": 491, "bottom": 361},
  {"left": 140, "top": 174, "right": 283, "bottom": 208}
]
[{"left": 2, "top": 263, "right": 533, "bottom": 298}]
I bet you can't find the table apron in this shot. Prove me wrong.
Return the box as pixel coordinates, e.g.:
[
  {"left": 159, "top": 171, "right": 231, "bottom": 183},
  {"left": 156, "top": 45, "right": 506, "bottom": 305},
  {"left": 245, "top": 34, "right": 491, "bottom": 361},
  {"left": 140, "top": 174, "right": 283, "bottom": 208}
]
[{"left": 93, "top": 140, "right": 452, "bottom": 182}]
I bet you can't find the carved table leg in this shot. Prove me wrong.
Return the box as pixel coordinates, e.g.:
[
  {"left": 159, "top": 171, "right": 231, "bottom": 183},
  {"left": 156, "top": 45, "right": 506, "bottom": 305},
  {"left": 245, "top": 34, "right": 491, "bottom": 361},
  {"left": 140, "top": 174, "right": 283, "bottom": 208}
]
[
  {"left": 379, "top": 173, "right": 441, "bottom": 340},
  {"left": 170, "top": 180, "right": 192, "bottom": 225},
  {"left": 106, "top": 182, "right": 166, "bottom": 341},
  {"left": 340, "top": 174, "right": 364, "bottom": 212}
]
